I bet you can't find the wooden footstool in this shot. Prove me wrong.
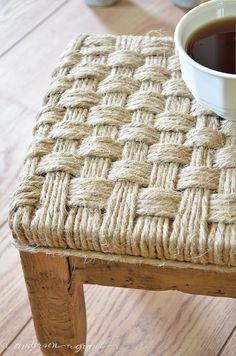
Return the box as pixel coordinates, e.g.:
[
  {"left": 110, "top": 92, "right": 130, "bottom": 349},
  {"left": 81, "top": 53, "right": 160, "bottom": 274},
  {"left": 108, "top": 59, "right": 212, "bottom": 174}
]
[{"left": 9, "top": 33, "right": 236, "bottom": 355}]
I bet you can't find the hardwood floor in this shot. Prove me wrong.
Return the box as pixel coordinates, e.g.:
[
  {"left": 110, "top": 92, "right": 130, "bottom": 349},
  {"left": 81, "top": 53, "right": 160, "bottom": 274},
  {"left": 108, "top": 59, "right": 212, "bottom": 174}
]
[{"left": 0, "top": 1, "right": 235, "bottom": 355}]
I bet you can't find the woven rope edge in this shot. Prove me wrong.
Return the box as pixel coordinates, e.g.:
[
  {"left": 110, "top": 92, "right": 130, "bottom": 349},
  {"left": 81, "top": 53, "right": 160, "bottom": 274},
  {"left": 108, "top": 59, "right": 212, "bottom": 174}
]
[{"left": 14, "top": 240, "right": 236, "bottom": 273}]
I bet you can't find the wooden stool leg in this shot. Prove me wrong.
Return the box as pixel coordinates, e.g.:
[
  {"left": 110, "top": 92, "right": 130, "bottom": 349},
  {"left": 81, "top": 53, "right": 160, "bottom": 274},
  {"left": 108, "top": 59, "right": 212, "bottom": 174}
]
[{"left": 20, "top": 251, "right": 87, "bottom": 355}]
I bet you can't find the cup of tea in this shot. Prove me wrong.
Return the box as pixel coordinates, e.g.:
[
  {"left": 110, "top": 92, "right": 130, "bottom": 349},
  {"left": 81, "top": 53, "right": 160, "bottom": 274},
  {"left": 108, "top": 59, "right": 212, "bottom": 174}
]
[{"left": 174, "top": 0, "right": 236, "bottom": 121}]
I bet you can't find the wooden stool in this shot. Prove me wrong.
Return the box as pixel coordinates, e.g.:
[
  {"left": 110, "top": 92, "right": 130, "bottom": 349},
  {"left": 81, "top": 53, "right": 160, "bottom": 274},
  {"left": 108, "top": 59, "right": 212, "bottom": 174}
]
[{"left": 9, "top": 33, "right": 236, "bottom": 355}]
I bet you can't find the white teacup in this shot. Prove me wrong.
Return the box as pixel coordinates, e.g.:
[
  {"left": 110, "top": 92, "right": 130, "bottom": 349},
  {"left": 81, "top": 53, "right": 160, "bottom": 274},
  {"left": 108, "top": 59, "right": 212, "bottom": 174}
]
[{"left": 174, "top": 0, "right": 236, "bottom": 121}]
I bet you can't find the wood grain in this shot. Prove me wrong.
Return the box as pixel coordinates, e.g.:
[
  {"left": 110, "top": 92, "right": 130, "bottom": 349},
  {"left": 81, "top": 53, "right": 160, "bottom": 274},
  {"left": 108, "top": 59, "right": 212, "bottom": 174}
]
[
  {"left": 20, "top": 252, "right": 87, "bottom": 355},
  {"left": 0, "top": 99, "right": 35, "bottom": 226},
  {"left": 0, "top": 0, "right": 186, "bottom": 110},
  {"left": 0, "top": 101, "right": 35, "bottom": 353},
  {"left": 3, "top": 319, "right": 39, "bottom": 356},
  {"left": 69, "top": 256, "right": 236, "bottom": 298},
  {"left": 0, "top": 0, "right": 235, "bottom": 354},
  {"left": 4, "top": 284, "right": 236, "bottom": 356},
  {"left": 0, "top": 0, "right": 67, "bottom": 57},
  {"left": 0, "top": 240, "right": 31, "bottom": 354},
  {"left": 220, "top": 327, "right": 236, "bottom": 356}
]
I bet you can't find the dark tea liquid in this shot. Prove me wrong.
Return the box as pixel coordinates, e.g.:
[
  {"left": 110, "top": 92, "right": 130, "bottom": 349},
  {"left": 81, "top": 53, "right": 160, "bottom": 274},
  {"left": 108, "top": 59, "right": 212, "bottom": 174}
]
[{"left": 187, "top": 17, "right": 236, "bottom": 74}]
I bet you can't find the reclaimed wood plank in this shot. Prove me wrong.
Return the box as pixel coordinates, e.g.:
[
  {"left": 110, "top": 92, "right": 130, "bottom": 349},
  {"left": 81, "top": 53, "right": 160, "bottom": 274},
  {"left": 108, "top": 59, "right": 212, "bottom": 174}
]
[
  {"left": 69, "top": 255, "right": 236, "bottom": 298},
  {"left": 19, "top": 252, "right": 87, "bottom": 355}
]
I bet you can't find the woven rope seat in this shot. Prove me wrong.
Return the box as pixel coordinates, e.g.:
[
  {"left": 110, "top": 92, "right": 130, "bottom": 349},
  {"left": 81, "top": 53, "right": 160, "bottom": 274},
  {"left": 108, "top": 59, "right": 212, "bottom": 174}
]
[{"left": 9, "top": 33, "right": 236, "bottom": 268}]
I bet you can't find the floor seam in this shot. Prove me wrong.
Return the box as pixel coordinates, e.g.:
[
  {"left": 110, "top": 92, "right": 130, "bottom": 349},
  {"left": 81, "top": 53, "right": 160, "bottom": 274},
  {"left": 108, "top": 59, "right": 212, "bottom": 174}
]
[{"left": 217, "top": 325, "right": 236, "bottom": 356}]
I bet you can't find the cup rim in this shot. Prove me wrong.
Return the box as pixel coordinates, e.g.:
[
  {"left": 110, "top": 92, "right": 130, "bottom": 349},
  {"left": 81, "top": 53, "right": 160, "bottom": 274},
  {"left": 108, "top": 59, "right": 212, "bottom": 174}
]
[{"left": 174, "top": 0, "right": 236, "bottom": 79}]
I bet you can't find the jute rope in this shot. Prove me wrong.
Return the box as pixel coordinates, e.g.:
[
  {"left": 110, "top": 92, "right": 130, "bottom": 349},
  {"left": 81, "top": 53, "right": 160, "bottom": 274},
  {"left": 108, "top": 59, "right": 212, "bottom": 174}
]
[{"left": 9, "top": 34, "right": 236, "bottom": 267}]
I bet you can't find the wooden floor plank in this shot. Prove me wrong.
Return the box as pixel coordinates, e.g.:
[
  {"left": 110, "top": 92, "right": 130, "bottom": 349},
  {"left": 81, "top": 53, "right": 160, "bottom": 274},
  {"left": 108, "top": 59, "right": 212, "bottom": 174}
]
[
  {"left": 3, "top": 286, "right": 236, "bottom": 356},
  {"left": 0, "top": 98, "right": 36, "bottom": 227},
  {"left": 0, "top": 100, "right": 36, "bottom": 353},
  {"left": 0, "top": 241, "right": 31, "bottom": 354},
  {"left": 0, "top": 0, "right": 68, "bottom": 57},
  {"left": 2, "top": 319, "right": 40, "bottom": 356},
  {"left": 220, "top": 327, "right": 236, "bottom": 356},
  {"left": 0, "top": 0, "right": 186, "bottom": 111}
]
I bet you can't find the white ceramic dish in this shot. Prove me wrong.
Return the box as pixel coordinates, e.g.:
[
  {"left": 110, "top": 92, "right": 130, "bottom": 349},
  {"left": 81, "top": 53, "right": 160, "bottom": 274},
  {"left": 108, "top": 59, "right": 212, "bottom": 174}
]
[{"left": 174, "top": 0, "right": 236, "bottom": 121}]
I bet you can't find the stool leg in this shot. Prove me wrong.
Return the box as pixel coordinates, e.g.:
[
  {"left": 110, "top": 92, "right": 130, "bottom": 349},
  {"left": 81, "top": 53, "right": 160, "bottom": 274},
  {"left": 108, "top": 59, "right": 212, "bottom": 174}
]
[{"left": 20, "top": 251, "right": 87, "bottom": 355}]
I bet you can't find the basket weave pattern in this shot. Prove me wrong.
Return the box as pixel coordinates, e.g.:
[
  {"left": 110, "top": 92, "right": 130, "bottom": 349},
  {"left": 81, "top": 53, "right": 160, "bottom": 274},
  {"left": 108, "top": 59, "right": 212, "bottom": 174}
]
[{"left": 10, "top": 34, "right": 236, "bottom": 266}]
